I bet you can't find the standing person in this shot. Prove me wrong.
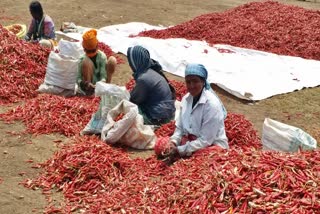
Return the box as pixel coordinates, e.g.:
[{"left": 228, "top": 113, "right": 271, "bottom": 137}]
[
  {"left": 25, "top": 1, "right": 56, "bottom": 48},
  {"left": 77, "top": 29, "right": 117, "bottom": 96},
  {"left": 161, "top": 63, "right": 228, "bottom": 160},
  {"left": 127, "top": 45, "right": 176, "bottom": 126}
]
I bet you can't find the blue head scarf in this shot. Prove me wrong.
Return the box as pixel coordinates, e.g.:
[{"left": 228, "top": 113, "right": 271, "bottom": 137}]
[
  {"left": 185, "top": 63, "right": 227, "bottom": 118},
  {"left": 127, "top": 46, "right": 154, "bottom": 80},
  {"left": 185, "top": 63, "right": 211, "bottom": 90}
]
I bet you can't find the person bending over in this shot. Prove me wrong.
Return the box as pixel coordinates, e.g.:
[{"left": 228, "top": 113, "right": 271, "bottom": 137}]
[
  {"left": 127, "top": 45, "right": 176, "bottom": 126},
  {"left": 77, "top": 29, "right": 117, "bottom": 96}
]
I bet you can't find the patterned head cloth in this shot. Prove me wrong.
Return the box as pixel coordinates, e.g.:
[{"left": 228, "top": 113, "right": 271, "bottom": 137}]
[
  {"left": 82, "top": 29, "right": 98, "bottom": 54},
  {"left": 185, "top": 63, "right": 211, "bottom": 90},
  {"left": 127, "top": 46, "right": 152, "bottom": 79}
]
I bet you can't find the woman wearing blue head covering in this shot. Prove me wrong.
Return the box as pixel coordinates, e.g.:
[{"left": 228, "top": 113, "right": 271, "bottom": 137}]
[
  {"left": 161, "top": 63, "right": 229, "bottom": 161},
  {"left": 127, "top": 45, "right": 176, "bottom": 125}
]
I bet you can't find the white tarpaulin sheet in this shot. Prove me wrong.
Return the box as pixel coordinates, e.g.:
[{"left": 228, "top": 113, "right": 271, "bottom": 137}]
[{"left": 56, "top": 22, "right": 320, "bottom": 101}]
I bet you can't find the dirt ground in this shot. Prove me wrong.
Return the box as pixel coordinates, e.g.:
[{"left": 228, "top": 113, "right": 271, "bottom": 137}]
[{"left": 0, "top": 0, "right": 319, "bottom": 213}]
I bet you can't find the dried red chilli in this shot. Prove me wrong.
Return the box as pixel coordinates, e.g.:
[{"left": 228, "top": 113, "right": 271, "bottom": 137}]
[
  {"left": 125, "top": 78, "right": 187, "bottom": 101},
  {"left": 97, "top": 42, "right": 124, "bottom": 64},
  {"left": 169, "top": 79, "right": 187, "bottom": 101},
  {"left": 138, "top": 1, "right": 320, "bottom": 61},
  {"left": 43, "top": 206, "right": 64, "bottom": 214},
  {"left": 154, "top": 136, "right": 170, "bottom": 156},
  {"left": 155, "top": 120, "right": 175, "bottom": 137},
  {"left": 224, "top": 113, "right": 261, "bottom": 150},
  {"left": 0, "top": 94, "right": 99, "bottom": 136},
  {"left": 7, "top": 24, "right": 22, "bottom": 35},
  {"left": 125, "top": 78, "right": 135, "bottom": 91},
  {"left": 21, "top": 135, "right": 320, "bottom": 213},
  {"left": 0, "top": 24, "right": 50, "bottom": 104},
  {"left": 114, "top": 113, "right": 125, "bottom": 122},
  {"left": 155, "top": 113, "right": 261, "bottom": 150}
]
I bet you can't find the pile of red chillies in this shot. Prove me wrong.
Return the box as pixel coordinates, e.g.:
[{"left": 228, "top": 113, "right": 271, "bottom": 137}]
[
  {"left": 97, "top": 42, "right": 124, "bottom": 64},
  {"left": 21, "top": 135, "right": 320, "bottom": 213},
  {"left": 0, "top": 25, "right": 50, "bottom": 104},
  {"left": 126, "top": 78, "right": 187, "bottom": 102},
  {"left": 0, "top": 94, "right": 99, "bottom": 136},
  {"left": 138, "top": 1, "right": 320, "bottom": 61}
]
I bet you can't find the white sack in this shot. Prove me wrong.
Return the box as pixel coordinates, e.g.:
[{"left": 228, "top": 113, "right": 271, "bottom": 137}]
[
  {"left": 37, "top": 83, "right": 75, "bottom": 97},
  {"left": 262, "top": 118, "right": 317, "bottom": 152},
  {"left": 44, "top": 51, "right": 79, "bottom": 90},
  {"left": 58, "top": 39, "right": 84, "bottom": 59},
  {"left": 81, "top": 82, "right": 130, "bottom": 135},
  {"left": 101, "top": 100, "right": 156, "bottom": 150}
]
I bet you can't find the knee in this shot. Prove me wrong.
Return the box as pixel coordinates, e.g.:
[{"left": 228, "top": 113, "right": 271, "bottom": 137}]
[
  {"left": 107, "top": 56, "right": 117, "bottom": 67},
  {"left": 39, "top": 39, "right": 53, "bottom": 49},
  {"left": 82, "top": 57, "right": 94, "bottom": 70}
]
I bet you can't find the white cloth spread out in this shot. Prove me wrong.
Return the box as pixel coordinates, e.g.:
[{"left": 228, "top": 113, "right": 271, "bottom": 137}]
[{"left": 56, "top": 22, "right": 320, "bottom": 101}]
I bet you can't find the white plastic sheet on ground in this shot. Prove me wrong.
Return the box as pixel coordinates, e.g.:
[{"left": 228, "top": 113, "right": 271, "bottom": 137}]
[{"left": 56, "top": 22, "right": 320, "bottom": 101}]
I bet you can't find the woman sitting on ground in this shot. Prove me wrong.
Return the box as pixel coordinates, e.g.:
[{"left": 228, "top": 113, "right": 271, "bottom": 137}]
[
  {"left": 161, "top": 63, "right": 229, "bottom": 160},
  {"left": 77, "top": 29, "right": 117, "bottom": 96},
  {"left": 25, "top": 1, "right": 56, "bottom": 49},
  {"left": 127, "top": 45, "right": 176, "bottom": 126}
]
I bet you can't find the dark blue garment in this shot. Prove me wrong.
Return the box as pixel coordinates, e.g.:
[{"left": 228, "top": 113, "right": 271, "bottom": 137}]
[
  {"left": 129, "top": 68, "right": 175, "bottom": 121},
  {"left": 127, "top": 45, "right": 175, "bottom": 123}
]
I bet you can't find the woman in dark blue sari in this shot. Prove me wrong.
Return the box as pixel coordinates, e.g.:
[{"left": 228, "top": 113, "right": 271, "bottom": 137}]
[{"left": 127, "top": 45, "right": 176, "bottom": 125}]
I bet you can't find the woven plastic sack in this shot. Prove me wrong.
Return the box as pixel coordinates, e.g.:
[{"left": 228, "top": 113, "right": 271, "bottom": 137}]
[
  {"left": 81, "top": 82, "right": 130, "bottom": 135},
  {"left": 101, "top": 100, "right": 156, "bottom": 150},
  {"left": 58, "top": 39, "right": 84, "bottom": 59},
  {"left": 37, "top": 83, "right": 75, "bottom": 97},
  {"left": 262, "top": 118, "right": 317, "bottom": 152},
  {"left": 44, "top": 51, "right": 79, "bottom": 90}
]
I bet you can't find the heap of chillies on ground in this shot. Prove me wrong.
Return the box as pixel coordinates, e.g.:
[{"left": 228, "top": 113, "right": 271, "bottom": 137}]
[
  {"left": 138, "top": 1, "right": 320, "bottom": 61},
  {"left": 22, "top": 135, "right": 320, "bottom": 213},
  {"left": 97, "top": 42, "right": 124, "bottom": 64},
  {"left": 0, "top": 25, "right": 50, "bottom": 104},
  {"left": 126, "top": 78, "right": 187, "bottom": 101},
  {"left": 0, "top": 94, "right": 99, "bottom": 137}
]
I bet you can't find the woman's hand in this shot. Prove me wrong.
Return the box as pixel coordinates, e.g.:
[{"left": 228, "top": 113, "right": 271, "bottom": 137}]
[
  {"left": 80, "top": 81, "right": 95, "bottom": 93},
  {"left": 162, "top": 141, "right": 178, "bottom": 165},
  {"left": 88, "top": 82, "right": 96, "bottom": 89}
]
